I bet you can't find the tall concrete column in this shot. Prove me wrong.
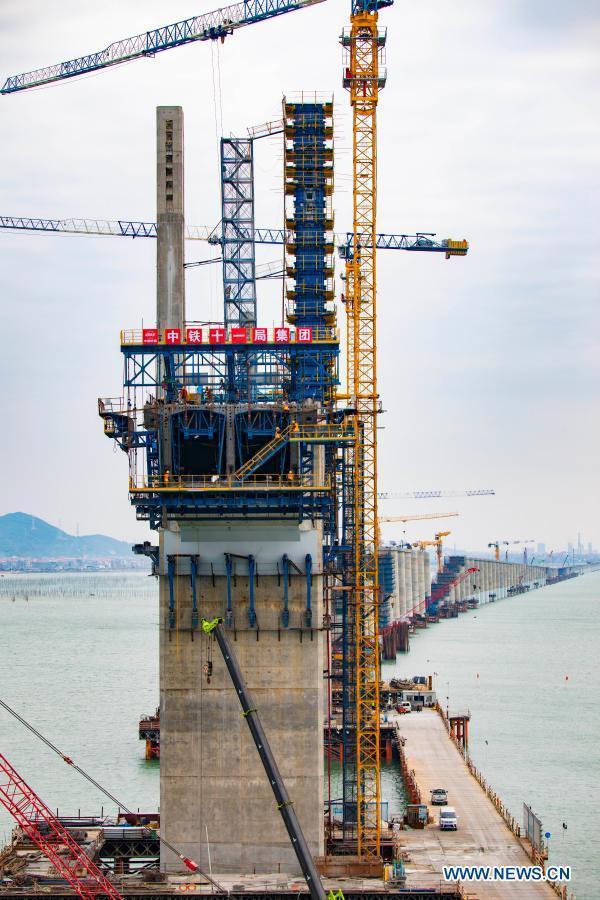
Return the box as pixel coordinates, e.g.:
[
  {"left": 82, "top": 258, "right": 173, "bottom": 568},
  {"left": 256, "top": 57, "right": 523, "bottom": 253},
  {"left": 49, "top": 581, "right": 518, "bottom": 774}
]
[
  {"left": 391, "top": 550, "right": 400, "bottom": 621},
  {"left": 417, "top": 551, "right": 425, "bottom": 613},
  {"left": 159, "top": 524, "right": 324, "bottom": 874},
  {"left": 404, "top": 550, "right": 413, "bottom": 615},
  {"left": 424, "top": 553, "right": 431, "bottom": 610},
  {"left": 397, "top": 550, "right": 406, "bottom": 618},
  {"left": 410, "top": 551, "right": 420, "bottom": 614},
  {"left": 157, "top": 106, "right": 185, "bottom": 334}
]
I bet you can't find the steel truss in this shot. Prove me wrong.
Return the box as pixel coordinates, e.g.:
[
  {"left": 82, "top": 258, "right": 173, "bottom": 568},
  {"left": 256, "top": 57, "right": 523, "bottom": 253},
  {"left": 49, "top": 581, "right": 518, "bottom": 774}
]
[{"left": 220, "top": 138, "right": 257, "bottom": 328}]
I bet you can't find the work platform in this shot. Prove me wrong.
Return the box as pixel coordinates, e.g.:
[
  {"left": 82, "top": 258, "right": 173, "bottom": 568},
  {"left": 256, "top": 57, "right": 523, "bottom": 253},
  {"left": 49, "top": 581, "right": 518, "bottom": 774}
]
[{"left": 395, "top": 710, "right": 558, "bottom": 898}]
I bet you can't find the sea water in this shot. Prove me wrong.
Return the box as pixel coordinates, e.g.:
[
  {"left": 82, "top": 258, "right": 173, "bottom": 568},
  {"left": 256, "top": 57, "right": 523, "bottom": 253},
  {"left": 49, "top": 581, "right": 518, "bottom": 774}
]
[{"left": 0, "top": 570, "right": 597, "bottom": 896}]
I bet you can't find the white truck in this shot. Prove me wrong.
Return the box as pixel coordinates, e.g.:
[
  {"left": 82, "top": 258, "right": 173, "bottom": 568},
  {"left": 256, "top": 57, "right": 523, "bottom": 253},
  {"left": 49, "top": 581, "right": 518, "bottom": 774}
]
[{"left": 439, "top": 806, "right": 458, "bottom": 830}]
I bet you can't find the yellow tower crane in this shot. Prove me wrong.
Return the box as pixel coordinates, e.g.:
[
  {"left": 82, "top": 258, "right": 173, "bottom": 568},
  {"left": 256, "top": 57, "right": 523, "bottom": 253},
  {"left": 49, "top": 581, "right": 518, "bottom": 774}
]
[
  {"left": 414, "top": 531, "right": 452, "bottom": 574},
  {"left": 341, "top": 0, "right": 393, "bottom": 859}
]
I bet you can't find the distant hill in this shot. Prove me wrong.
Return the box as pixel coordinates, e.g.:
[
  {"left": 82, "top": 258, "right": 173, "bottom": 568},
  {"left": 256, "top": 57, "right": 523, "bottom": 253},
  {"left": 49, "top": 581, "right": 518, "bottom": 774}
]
[{"left": 0, "top": 513, "right": 133, "bottom": 558}]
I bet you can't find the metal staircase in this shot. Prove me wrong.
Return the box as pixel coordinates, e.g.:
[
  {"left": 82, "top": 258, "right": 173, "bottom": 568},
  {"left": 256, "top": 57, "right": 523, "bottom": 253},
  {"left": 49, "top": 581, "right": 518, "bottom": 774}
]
[{"left": 234, "top": 424, "right": 294, "bottom": 480}]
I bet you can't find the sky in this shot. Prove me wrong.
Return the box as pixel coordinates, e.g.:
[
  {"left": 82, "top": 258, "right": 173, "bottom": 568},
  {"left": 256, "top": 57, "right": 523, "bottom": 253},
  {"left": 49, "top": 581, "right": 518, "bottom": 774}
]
[{"left": 0, "top": 1, "right": 598, "bottom": 553}]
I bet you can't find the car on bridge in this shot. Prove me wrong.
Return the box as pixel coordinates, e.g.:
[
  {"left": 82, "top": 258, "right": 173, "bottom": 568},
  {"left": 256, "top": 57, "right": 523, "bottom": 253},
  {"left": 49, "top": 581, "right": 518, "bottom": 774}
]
[{"left": 439, "top": 806, "right": 458, "bottom": 830}]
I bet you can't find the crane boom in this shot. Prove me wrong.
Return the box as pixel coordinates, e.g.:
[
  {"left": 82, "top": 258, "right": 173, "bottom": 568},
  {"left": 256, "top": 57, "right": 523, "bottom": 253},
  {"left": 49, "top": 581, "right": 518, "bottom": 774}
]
[
  {"left": 379, "top": 489, "right": 495, "bottom": 500},
  {"left": 0, "top": 753, "right": 123, "bottom": 900},
  {"left": 0, "top": 216, "right": 465, "bottom": 254},
  {"left": 379, "top": 511, "right": 458, "bottom": 523},
  {"left": 1, "top": 0, "right": 327, "bottom": 94}
]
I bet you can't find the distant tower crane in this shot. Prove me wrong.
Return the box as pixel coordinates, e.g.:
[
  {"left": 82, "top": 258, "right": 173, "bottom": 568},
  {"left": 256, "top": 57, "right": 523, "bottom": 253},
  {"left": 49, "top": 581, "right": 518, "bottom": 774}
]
[
  {"left": 380, "top": 488, "right": 494, "bottom": 500},
  {"left": 414, "top": 531, "right": 451, "bottom": 574},
  {"left": 378, "top": 512, "right": 457, "bottom": 549},
  {"left": 378, "top": 511, "right": 458, "bottom": 524},
  {"left": 488, "top": 538, "right": 534, "bottom": 562}
]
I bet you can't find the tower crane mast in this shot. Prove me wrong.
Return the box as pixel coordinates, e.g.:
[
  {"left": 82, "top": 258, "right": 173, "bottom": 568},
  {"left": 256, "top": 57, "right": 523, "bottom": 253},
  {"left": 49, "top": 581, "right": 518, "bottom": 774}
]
[{"left": 341, "top": 0, "right": 394, "bottom": 860}]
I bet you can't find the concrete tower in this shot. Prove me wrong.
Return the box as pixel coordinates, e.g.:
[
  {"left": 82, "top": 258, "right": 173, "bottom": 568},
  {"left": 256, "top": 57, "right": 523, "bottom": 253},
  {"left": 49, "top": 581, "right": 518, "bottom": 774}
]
[{"left": 153, "top": 107, "right": 324, "bottom": 874}]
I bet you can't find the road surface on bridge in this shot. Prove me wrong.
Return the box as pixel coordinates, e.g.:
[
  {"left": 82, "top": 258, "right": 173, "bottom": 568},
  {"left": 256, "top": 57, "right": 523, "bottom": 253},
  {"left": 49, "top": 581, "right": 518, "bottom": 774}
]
[{"left": 394, "top": 709, "right": 558, "bottom": 898}]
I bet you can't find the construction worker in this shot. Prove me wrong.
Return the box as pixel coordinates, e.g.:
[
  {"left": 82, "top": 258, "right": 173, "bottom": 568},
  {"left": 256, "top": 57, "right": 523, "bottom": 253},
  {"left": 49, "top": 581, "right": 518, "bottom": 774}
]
[
  {"left": 287, "top": 470, "right": 295, "bottom": 482},
  {"left": 163, "top": 468, "right": 170, "bottom": 487},
  {"left": 275, "top": 426, "right": 282, "bottom": 439},
  {"left": 291, "top": 420, "right": 299, "bottom": 434}
]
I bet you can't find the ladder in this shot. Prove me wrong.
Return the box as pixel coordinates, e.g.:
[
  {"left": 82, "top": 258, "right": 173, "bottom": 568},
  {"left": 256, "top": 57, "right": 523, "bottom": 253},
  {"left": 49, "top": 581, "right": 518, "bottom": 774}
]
[{"left": 234, "top": 423, "right": 294, "bottom": 479}]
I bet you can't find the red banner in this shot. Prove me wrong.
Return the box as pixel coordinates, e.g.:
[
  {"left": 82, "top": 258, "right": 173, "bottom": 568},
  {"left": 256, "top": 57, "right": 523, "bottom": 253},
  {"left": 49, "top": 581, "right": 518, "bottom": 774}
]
[
  {"left": 165, "top": 328, "right": 181, "bottom": 344},
  {"left": 274, "top": 327, "right": 290, "bottom": 343},
  {"left": 142, "top": 328, "right": 159, "bottom": 344},
  {"left": 296, "top": 327, "right": 313, "bottom": 343},
  {"left": 186, "top": 328, "right": 204, "bottom": 344},
  {"left": 209, "top": 327, "right": 226, "bottom": 344},
  {"left": 231, "top": 328, "right": 248, "bottom": 343},
  {"left": 252, "top": 328, "right": 268, "bottom": 343}
]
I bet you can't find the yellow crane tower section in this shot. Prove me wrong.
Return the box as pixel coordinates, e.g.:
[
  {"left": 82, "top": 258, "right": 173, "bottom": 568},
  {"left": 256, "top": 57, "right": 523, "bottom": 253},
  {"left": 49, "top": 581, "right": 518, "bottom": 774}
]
[
  {"left": 414, "top": 531, "right": 452, "bottom": 574},
  {"left": 341, "top": 0, "right": 390, "bottom": 859}
]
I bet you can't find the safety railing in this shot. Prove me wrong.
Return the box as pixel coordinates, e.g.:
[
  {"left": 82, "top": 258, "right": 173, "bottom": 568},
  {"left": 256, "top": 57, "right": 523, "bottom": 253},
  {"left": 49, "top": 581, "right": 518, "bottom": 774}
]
[
  {"left": 97, "top": 397, "right": 126, "bottom": 414},
  {"left": 435, "top": 704, "right": 522, "bottom": 839},
  {"left": 129, "top": 473, "right": 332, "bottom": 492},
  {"left": 394, "top": 727, "right": 421, "bottom": 805},
  {"left": 120, "top": 325, "right": 339, "bottom": 346},
  {"left": 289, "top": 424, "right": 355, "bottom": 442}
]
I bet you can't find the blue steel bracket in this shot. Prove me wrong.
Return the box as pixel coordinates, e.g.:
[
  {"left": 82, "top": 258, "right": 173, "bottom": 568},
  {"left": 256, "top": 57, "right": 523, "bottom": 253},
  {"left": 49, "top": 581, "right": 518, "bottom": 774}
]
[
  {"left": 167, "top": 555, "right": 176, "bottom": 631},
  {"left": 225, "top": 554, "right": 233, "bottom": 626},
  {"left": 304, "top": 553, "right": 312, "bottom": 627},
  {"left": 281, "top": 554, "right": 290, "bottom": 628},
  {"left": 190, "top": 555, "right": 199, "bottom": 631},
  {"left": 132, "top": 542, "right": 159, "bottom": 573},
  {"left": 248, "top": 555, "right": 256, "bottom": 627}
]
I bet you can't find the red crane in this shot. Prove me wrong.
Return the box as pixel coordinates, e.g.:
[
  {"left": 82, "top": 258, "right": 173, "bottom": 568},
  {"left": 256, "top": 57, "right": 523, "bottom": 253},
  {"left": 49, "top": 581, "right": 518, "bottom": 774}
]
[
  {"left": 429, "top": 566, "right": 479, "bottom": 604},
  {"left": 0, "top": 753, "right": 123, "bottom": 900}
]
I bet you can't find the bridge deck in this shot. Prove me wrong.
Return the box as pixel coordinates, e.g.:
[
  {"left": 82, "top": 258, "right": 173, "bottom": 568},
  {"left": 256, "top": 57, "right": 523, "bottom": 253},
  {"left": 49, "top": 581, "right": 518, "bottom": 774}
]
[{"left": 395, "top": 709, "right": 557, "bottom": 898}]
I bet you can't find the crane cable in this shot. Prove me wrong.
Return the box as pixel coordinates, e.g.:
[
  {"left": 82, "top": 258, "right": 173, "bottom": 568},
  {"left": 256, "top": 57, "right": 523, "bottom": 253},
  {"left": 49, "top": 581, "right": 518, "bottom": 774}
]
[{"left": 0, "top": 697, "right": 227, "bottom": 894}]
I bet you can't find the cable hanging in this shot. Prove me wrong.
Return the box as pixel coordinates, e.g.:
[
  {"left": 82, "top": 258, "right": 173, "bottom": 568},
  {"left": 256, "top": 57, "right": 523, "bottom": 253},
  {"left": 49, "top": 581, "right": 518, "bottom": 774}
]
[{"left": 0, "top": 697, "right": 226, "bottom": 894}]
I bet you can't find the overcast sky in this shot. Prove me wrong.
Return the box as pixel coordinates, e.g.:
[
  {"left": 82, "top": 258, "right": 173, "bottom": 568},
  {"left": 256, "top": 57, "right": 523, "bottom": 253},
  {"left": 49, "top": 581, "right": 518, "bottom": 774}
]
[{"left": 0, "top": 1, "right": 598, "bottom": 553}]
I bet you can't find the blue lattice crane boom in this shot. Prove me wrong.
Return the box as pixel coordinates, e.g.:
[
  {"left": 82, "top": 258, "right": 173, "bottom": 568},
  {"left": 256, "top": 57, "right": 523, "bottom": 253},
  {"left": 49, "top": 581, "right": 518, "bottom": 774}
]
[
  {"left": 0, "top": 0, "right": 327, "bottom": 94},
  {"left": 0, "top": 216, "right": 468, "bottom": 256}
]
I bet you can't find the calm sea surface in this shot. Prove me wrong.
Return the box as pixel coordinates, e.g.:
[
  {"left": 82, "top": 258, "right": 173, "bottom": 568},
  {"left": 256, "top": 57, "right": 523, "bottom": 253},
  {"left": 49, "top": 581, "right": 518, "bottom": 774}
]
[{"left": 0, "top": 571, "right": 598, "bottom": 897}]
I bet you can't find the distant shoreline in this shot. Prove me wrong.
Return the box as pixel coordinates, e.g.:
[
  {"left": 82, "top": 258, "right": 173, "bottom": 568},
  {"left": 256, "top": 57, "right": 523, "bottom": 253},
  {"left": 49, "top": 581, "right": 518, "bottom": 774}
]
[{"left": 0, "top": 561, "right": 149, "bottom": 574}]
